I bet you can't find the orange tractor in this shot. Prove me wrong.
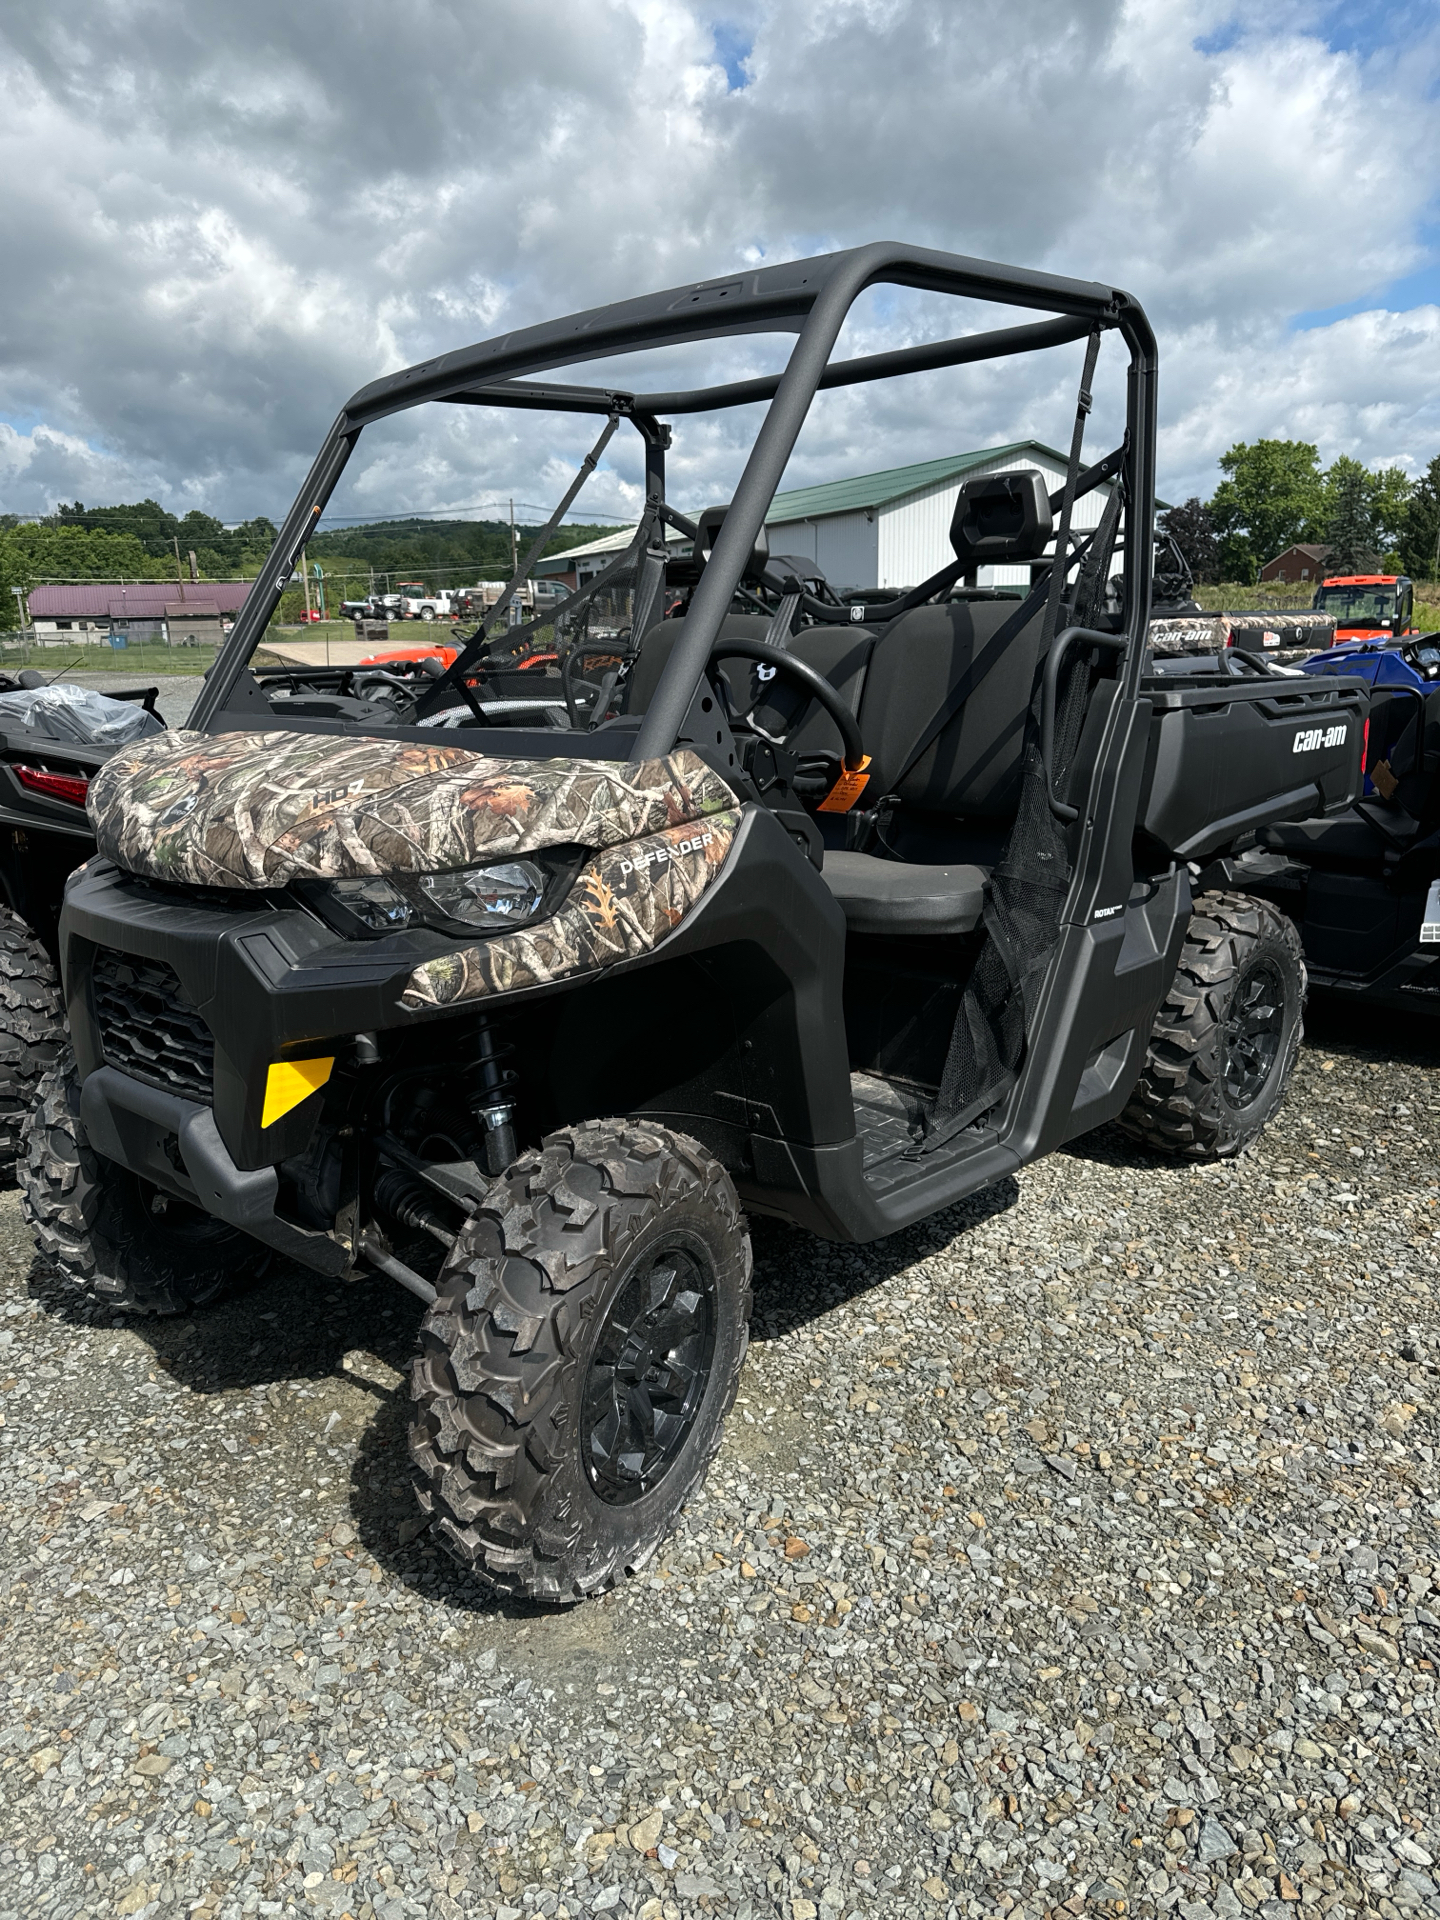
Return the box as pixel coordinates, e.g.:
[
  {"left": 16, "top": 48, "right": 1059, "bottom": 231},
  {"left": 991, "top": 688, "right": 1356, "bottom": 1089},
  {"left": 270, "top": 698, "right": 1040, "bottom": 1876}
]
[{"left": 1312, "top": 572, "right": 1416, "bottom": 644}]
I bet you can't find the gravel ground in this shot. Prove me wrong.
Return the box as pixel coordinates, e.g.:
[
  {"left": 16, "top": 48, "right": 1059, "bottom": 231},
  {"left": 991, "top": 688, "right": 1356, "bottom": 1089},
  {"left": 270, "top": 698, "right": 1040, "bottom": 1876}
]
[{"left": 3, "top": 999, "right": 1439, "bottom": 1920}]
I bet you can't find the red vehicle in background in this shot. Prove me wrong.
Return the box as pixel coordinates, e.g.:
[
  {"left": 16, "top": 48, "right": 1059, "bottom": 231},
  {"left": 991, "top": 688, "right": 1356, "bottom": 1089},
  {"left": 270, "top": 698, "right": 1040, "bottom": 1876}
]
[
  {"left": 359, "top": 640, "right": 559, "bottom": 675},
  {"left": 1312, "top": 573, "right": 1416, "bottom": 643}
]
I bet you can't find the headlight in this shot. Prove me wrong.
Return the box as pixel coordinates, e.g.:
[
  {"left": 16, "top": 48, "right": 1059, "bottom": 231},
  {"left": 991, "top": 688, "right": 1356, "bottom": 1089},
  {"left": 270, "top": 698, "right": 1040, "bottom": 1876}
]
[
  {"left": 320, "top": 877, "right": 414, "bottom": 934},
  {"left": 418, "top": 860, "right": 547, "bottom": 930},
  {"left": 297, "top": 852, "right": 575, "bottom": 941}
]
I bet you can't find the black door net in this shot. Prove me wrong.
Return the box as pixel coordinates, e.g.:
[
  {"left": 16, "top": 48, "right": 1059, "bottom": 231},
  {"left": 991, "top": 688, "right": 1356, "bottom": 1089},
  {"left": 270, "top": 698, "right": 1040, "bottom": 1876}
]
[{"left": 918, "top": 330, "right": 1122, "bottom": 1154}]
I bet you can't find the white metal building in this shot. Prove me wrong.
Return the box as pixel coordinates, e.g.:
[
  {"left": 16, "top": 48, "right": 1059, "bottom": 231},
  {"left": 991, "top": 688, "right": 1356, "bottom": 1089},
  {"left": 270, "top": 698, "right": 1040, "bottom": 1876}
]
[
  {"left": 764, "top": 440, "right": 1119, "bottom": 592},
  {"left": 534, "top": 524, "right": 690, "bottom": 590}
]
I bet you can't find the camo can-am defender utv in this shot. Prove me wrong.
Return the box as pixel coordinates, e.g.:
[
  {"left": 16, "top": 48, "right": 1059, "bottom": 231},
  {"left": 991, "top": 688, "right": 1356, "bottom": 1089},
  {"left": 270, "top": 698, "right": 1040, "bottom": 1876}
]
[{"left": 22, "top": 244, "right": 1364, "bottom": 1600}]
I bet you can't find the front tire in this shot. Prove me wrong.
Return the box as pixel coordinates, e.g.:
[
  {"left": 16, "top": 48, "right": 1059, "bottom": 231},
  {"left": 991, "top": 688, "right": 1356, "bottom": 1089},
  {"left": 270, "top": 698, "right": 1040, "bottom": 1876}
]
[
  {"left": 409, "top": 1120, "right": 752, "bottom": 1602},
  {"left": 20, "top": 1054, "right": 273, "bottom": 1314},
  {"left": 0, "top": 909, "right": 64, "bottom": 1173},
  {"left": 1119, "top": 889, "right": 1305, "bottom": 1157}
]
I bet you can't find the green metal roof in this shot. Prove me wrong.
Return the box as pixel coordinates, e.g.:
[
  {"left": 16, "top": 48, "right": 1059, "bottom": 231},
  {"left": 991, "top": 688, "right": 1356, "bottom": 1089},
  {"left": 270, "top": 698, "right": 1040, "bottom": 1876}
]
[{"left": 765, "top": 441, "right": 1063, "bottom": 523}]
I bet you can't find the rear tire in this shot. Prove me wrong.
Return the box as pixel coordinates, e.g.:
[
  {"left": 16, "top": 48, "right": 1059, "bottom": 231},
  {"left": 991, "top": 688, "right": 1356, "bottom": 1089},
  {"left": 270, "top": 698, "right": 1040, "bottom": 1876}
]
[
  {"left": 0, "top": 910, "right": 64, "bottom": 1173},
  {"left": 20, "top": 1053, "right": 272, "bottom": 1314},
  {"left": 409, "top": 1120, "right": 752, "bottom": 1602},
  {"left": 1118, "top": 889, "right": 1305, "bottom": 1157}
]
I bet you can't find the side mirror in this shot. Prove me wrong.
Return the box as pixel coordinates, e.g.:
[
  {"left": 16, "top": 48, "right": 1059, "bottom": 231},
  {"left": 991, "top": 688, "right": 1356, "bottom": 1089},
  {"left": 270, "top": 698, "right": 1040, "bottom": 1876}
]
[{"left": 950, "top": 469, "right": 1053, "bottom": 564}]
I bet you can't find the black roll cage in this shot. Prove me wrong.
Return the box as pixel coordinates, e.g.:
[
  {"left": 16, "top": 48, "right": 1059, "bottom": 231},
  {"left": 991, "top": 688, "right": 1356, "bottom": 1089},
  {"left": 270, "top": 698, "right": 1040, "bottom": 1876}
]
[{"left": 190, "top": 241, "right": 1159, "bottom": 754}]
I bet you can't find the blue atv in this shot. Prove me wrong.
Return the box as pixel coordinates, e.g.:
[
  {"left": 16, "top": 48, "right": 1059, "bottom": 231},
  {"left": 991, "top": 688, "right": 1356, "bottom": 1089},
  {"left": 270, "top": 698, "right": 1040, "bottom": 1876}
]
[{"left": 1229, "top": 635, "right": 1440, "bottom": 1009}]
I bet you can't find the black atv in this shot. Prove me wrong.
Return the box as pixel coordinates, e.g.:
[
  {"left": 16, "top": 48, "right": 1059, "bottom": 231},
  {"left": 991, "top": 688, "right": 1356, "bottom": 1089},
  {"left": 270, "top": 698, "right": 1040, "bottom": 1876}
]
[
  {"left": 1226, "top": 635, "right": 1440, "bottom": 1010},
  {"left": 21, "top": 244, "right": 1363, "bottom": 1602}
]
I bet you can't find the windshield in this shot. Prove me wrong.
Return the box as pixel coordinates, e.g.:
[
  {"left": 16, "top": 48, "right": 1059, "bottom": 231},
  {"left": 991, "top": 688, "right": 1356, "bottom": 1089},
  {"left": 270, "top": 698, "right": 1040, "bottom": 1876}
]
[{"left": 1315, "top": 585, "right": 1395, "bottom": 624}]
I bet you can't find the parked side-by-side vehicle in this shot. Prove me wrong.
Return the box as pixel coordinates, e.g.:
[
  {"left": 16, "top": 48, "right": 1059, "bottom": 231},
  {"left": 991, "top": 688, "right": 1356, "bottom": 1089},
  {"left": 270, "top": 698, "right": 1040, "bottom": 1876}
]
[{"left": 15, "top": 244, "right": 1364, "bottom": 1600}]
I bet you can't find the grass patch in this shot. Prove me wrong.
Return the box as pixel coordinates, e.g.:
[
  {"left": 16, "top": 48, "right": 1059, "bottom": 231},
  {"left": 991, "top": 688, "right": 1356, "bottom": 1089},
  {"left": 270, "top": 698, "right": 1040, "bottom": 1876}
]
[
  {"left": 1193, "top": 582, "right": 1323, "bottom": 611},
  {"left": 0, "top": 638, "right": 218, "bottom": 676}
]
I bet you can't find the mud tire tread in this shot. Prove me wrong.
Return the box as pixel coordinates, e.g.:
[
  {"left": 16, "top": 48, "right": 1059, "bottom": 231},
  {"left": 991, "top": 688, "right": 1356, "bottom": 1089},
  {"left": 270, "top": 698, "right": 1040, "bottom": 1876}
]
[
  {"left": 409, "top": 1120, "right": 752, "bottom": 1603},
  {"left": 1117, "top": 888, "right": 1305, "bottom": 1158},
  {"left": 0, "top": 909, "right": 64, "bottom": 1171},
  {"left": 19, "top": 1051, "right": 270, "bottom": 1314}
]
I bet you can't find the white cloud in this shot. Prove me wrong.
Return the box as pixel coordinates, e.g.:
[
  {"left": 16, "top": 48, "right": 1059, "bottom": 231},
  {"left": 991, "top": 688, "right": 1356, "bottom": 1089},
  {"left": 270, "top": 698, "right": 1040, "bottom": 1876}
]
[{"left": 0, "top": 0, "right": 1436, "bottom": 526}]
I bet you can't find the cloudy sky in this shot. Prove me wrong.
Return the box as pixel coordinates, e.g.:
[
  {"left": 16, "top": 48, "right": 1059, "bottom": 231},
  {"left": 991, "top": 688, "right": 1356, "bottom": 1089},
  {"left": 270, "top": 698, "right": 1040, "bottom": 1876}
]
[{"left": 1, "top": 0, "right": 1438, "bottom": 531}]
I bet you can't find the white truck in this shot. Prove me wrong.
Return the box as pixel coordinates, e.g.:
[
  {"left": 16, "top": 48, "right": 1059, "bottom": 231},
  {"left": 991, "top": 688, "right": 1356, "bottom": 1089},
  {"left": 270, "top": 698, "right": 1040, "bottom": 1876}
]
[{"left": 398, "top": 587, "right": 455, "bottom": 622}]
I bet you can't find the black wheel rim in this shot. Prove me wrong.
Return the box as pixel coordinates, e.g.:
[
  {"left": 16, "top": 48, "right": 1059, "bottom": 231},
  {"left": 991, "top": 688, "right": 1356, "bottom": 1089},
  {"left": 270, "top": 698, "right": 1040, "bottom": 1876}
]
[
  {"left": 581, "top": 1239, "right": 717, "bottom": 1507},
  {"left": 1222, "top": 959, "right": 1285, "bottom": 1108}
]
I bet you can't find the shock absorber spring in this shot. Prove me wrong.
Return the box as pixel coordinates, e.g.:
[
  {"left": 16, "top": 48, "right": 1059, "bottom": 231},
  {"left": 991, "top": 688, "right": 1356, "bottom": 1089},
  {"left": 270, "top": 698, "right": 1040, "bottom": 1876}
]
[{"left": 469, "top": 1013, "right": 518, "bottom": 1175}]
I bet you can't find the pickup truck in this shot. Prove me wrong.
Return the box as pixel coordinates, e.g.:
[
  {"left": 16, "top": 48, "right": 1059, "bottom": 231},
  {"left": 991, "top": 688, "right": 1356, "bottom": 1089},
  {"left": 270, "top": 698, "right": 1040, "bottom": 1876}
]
[{"left": 399, "top": 589, "right": 455, "bottom": 622}]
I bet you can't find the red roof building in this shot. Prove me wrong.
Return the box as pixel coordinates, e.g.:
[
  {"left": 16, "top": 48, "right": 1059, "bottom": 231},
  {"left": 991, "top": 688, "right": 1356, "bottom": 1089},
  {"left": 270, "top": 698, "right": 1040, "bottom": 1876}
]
[{"left": 25, "top": 581, "right": 254, "bottom": 633}]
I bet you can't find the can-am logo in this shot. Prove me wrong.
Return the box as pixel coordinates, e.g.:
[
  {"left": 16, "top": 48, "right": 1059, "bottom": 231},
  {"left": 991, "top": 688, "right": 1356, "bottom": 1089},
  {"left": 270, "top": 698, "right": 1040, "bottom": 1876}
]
[{"left": 1292, "top": 724, "right": 1347, "bottom": 754}]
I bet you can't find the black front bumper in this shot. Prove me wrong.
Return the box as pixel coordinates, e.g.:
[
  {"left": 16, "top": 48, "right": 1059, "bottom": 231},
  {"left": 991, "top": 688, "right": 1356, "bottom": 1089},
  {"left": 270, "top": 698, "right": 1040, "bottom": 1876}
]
[
  {"left": 62, "top": 860, "right": 457, "bottom": 1174},
  {"left": 78, "top": 1064, "right": 350, "bottom": 1274}
]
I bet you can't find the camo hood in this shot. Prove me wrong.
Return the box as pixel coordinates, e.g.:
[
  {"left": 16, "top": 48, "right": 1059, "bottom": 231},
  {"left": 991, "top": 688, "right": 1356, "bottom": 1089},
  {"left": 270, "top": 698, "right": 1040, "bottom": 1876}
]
[{"left": 87, "top": 729, "right": 739, "bottom": 888}]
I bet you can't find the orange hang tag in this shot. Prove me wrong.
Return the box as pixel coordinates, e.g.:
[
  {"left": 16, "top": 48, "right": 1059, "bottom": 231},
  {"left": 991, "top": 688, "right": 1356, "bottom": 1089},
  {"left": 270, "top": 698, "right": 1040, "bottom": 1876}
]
[{"left": 817, "top": 755, "right": 872, "bottom": 814}]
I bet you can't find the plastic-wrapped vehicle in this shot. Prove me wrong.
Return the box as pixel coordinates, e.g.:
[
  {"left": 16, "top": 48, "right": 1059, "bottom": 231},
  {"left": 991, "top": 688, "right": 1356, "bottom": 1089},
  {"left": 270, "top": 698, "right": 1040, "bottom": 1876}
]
[
  {"left": 22, "top": 244, "right": 1363, "bottom": 1600},
  {"left": 0, "top": 677, "right": 164, "bottom": 1165}
]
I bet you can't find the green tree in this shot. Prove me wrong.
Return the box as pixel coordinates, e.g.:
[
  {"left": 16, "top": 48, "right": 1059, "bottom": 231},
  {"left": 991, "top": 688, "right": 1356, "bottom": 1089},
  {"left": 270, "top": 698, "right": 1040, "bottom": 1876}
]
[
  {"left": 0, "top": 538, "right": 33, "bottom": 633},
  {"left": 1158, "top": 498, "right": 1219, "bottom": 584},
  {"left": 1368, "top": 465, "right": 1414, "bottom": 555},
  {"left": 1324, "top": 459, "right": 1380, "bottom": 575},
  {"left": 1400, "top": 455, "right": 1440, "bottom": 580},
  {"left": 1207, "top": 439, "right": 1325, "bottom": 583},
  {"left": 0, "top": 522, "right": 152, "bottom": 581},
  {"left": 51, "top": 500, "right": 277, "bottom": 577},
  {"left": 55, "top": 497, "right": 177, "bottom": 555}
]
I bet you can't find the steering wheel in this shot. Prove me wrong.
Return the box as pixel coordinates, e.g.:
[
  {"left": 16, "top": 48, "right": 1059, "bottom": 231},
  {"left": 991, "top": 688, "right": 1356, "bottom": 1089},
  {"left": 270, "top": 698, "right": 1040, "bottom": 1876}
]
[
  {"left": 708, "top": 636, "right": 865, "bottom": 770},
  {"left": 351, "top": 669, "right": 422, "bottom": 719},
  {"left": 562, "top": 642, "right": 632, "bottom": 728}
]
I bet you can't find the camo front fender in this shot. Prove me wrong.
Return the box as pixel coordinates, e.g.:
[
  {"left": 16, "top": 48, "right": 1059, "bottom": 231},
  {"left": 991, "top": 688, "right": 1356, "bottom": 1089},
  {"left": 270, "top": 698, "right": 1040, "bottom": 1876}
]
[{"left": 399, "top": 808, "right": 742, "bottom": 1008}]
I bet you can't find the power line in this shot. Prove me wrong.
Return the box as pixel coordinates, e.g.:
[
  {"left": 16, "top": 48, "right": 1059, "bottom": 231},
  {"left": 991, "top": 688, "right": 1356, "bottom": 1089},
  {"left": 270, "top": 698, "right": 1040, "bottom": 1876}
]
[{"left": 7, "top": 499, "right": 632, "bottom": 532}]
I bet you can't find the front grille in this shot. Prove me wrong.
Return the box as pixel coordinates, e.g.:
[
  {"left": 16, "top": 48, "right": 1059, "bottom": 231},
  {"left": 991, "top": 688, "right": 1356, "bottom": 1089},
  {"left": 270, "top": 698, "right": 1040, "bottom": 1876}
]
[{"left": 91, "top": 951, "right": 215, "bottom": 1104}]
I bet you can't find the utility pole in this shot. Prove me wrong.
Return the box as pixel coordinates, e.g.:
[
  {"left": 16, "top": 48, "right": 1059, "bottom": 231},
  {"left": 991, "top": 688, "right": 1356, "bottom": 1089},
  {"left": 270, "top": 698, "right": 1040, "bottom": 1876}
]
[
  {"left": 510, "top": 498, "right": 518, "bottom": 575},
  {"left": 302, "top": 564, "right": 312, "bottom": 623},
  {"left": 172, "top": 536, "right": 184, "bottom": 586}
]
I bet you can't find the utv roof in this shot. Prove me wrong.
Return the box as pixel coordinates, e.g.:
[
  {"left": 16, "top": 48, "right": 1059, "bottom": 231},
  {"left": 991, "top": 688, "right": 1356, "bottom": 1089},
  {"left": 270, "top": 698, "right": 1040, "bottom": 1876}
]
[
  {"left": 1321, "top": 574, "right": 1408, "bottom": 587},
  {"left": 194, "top": 240, "right": 1159, "bottom": 752},
  {"left": 339, "top": 242, "right": 1143, "bottom": 427}
]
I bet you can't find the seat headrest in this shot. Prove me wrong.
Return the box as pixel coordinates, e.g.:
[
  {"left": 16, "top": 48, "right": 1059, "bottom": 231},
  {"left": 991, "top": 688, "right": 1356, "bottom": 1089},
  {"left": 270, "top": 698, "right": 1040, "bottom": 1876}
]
[
  {"left": 669, "top": 504, "right": 770, "bottom": 588},
  {"left": 950, "top": 469, "right": 1053, "bottom": 565},
  {"left": 769, "top": 552, "right": 828, "bottom": 590},
  {"left": 695, "top": 504, "right": 769, "bottom": 578}
]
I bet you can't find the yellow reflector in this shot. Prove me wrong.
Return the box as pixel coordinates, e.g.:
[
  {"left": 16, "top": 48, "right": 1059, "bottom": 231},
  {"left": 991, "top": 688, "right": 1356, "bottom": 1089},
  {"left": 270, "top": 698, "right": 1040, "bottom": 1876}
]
[{"left": 261, "top": 1056, "right": 334, "bottom": 1128}]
